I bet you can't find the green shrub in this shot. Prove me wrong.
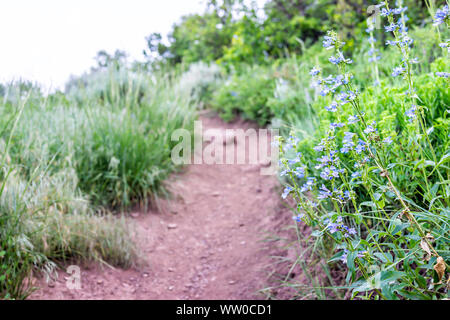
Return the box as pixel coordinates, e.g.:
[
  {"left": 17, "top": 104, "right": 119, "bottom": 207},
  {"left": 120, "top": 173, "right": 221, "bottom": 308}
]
[
  {"left": 211, "top": 65, "right": 275, "bottom": 126},
  {"left": 176, "top": 61, "right": 223, "bottom": 108}
]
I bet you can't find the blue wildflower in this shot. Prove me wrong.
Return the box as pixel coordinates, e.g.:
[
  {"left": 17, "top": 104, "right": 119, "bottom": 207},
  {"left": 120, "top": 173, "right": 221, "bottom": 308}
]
[
  {"left": 292, "top": 167, "right": 305, "bottom": 179},
  {"left": 386, "top": 40, "right": 398, "bottom": 46},
  {"left": 380, "top": 8, "right": 391, "bottom": 17},
  {"left": 340, "top": 132, "right": 355, "bottom": 154},
  {"left": 282, "top": 186, "right": 292, "bottom": 199},
  {"left": 320, "top": 166, "right": 342, "bottom": 181},
  {"left": 288, "top": 153, "right": 302, "bottom": 165},
  {"left": 385, "top": 22, "right": 399, "bottom": 32},
  {"left": 313, "top": 144, "right": 325, "bottom": 152},
  {"left": 318, "top": 184, "right": 332, "bottom": 199},
  {"left": 433, "top": 5, "right": 448, "bottom": 26},
  {"left": 309, "top": 66, "right": 321, "bottom": 76},
  {"left": 399, "top": 34, "right": 413, "bottom": 47},
  {"left": 330, "top": 122, "right": 344, "bottom": 130},
  {"left": 369, "top": 55, "right": 381, "bottom": 62},
  {"left": 340, "top": 145, "right": 351, "bottom": 154},
  {"left": 340, "top": 249, "right": 366, "bottom": 264},
  {"left": 392, "top": 66, "right": 405, "bottom": 77},
  {"left": 336, "top": 92, "right": 349, "bottom": 105},
  {"left": 368, "top": 48, "right": 377, "bottom": 56},
  {"left": 319, "top": 86, "right": 331, "bottom": 97},
  {"left": 436, "top": 72, "right": 450, "bottom": 78},
  {"left": 351, "top": 171, "right": 361, "bottom": 179},
  {"left": 363, "top": 122, "right": 377, "bottom": 134},
  {"left": 292, "top": 213, "right": 305, "bottom": 223},
  {"left": 392, "top": 7, "right": 407, "bottom": 15},
  {"left": 355, "top": 139, "right": 366, "bottom": 154},
  {"left": 323, "top": 35, "right": 335, "bottom": 49},
  {"left": 300, "top": 177, "right": 316, "bottom": 192},
  {"left": 383, "top": 136, "right": 393, "bottom": 144},
  {"left": 315, "top": 155, "right": 333, "bottom": 169},
  {"left": 405, "top": 104, "right": 417, "bottom": 122},
  {"left": 327, "top": 222, "right": 340, "bottom": 233},
  {"left": 325, "top": 101, "right": 338, "bottom": 112},
  {"left": 348, "top": 90, "right": 357, "bottom": 101},
  {"left": 439, "top": 41, "right": 450, "bottom": 54},
  {"left": 343, "top": 131, "right": 355, "bottom": 141},
  {"left": 348, "top": 115, "right": 359, "bottom": 124},
  {"left": 329, "top": 55, "right": 342, "bottom": 65}
]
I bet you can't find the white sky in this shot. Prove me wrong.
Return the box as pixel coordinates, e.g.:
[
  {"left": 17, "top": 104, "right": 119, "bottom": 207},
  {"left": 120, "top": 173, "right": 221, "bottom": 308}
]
[{"left": 0, "top": 0, "right": 208, "bottom": 91}]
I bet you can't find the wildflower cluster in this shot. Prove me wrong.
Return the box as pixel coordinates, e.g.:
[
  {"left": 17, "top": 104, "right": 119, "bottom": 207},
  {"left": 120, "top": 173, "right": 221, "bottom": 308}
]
[
  {"left": 278, "top": 4, "right": 449, "bottom": 299},
  {"left": 324, "top": 216, "right": 357, "bottom": 238},
  {"left": 433, "top": 4, "right": 449, "bottom": 26}
]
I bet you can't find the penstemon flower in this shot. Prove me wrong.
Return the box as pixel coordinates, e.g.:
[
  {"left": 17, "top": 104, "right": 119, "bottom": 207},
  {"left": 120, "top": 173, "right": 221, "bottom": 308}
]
[
  {"left": 433, "top": 5, "right": 449, "bottom": 26},
  {"left": 436, "top": 71, "right": 449, "bottom": 78},
  {"left": 277, "top": 9, "right": 447, "bottom": 297}
]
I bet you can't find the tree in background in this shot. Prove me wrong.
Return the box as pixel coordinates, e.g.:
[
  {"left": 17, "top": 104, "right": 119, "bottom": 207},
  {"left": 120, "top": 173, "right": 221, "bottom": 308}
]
[
  {"left": 142, "top": 0, "right": 445, "bottom": 69},
  {"left": 93, "top": 49, "right": 128, "bottom": 71}
]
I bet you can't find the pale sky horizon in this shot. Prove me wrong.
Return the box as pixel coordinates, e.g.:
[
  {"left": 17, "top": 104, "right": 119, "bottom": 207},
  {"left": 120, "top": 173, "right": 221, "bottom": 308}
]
[{"left": 0, "top": 0, "right": 209, "bottom": 91}]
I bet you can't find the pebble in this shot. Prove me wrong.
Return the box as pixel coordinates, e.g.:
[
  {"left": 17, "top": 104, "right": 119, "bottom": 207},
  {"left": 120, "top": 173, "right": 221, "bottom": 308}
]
[{"left": 167, "top": 224, "right": 178, "bottom": 229}]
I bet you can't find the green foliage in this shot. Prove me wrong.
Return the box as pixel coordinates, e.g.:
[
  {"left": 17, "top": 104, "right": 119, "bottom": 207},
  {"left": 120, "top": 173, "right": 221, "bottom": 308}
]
[
  {"left": 279, "top": 18, "right": 449, "bottom": 299},
  {"left": 211, "top": 65, "right": 275, "bottom": 126},
  {"left": 147, "top": 12, "right": 236, "bottom": 67},
  {"left": 145, "top": 0, "right": 445, "bottom": 71},
  {"left": 176, "top": 61, "right": 223, "bottom": 108},
  {"left": 7, "top": 67, "right": 196, "bottom": 210}
]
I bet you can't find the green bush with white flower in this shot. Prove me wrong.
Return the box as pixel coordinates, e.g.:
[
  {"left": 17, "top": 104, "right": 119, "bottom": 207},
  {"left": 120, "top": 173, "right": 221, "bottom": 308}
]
[{"left": 278, "top": 2, "right": 449, "bottom": 299}]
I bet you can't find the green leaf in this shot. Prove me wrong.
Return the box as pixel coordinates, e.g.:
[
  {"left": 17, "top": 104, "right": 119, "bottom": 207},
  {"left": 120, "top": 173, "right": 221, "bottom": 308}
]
[
  {"left": 388, "top": 218, "right": 409, "bottom": 235},
  {"left": 374, "top": 252, "right": 388, "bottom": 263},
  {"left": 416, "top": 274, "right": 427, "bottom": 289},
  {"left": 311, "top": 230, "right": 323, "bottom": 237},
  {"left": 397, "top": 289, "right": 430, "bottom": 300},
  {"left": 328, "top": 251, "right": 344, "bottom": 263},
  {"left": 381, "top": 282, "right": 398, "bottom": 300}
]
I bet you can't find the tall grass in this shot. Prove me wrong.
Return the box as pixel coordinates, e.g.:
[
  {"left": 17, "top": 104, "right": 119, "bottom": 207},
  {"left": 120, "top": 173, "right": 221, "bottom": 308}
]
[{"left": 0, "top": 64, "right": 195, "bottom": 299}]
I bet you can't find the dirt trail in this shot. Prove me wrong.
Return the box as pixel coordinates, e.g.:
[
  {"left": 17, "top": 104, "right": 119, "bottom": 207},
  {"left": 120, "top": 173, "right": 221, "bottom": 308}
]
[{"left": 30, "top": 113, "right": 292, "bottom": 300}]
